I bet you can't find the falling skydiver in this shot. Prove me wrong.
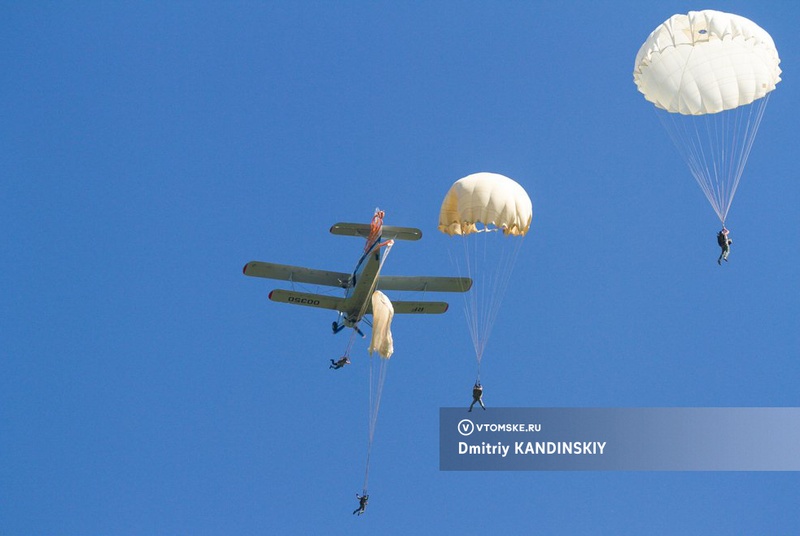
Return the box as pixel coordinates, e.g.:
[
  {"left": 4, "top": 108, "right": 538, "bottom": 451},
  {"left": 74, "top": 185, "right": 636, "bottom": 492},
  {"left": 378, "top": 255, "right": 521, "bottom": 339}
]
[
  {"left": 353, "top": 493, "right": 368, "bottom": 516},
  {"left": 329, "top": 356, "right": 351, "bottom": 369}
]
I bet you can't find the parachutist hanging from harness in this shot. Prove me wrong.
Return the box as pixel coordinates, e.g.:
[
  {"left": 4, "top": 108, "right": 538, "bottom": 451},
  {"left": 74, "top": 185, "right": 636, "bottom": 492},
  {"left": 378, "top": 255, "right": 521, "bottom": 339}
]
[
  {"left": 717, "top": 227, "right": 732, "bottom": 264},
  {"left": 329, "top": 356, "right": 350, "bottom": 369},
  {"left": 353, "top": 493, "right": 369, "bottom": 516},
  {"left": 439, "top": 173, "right": 531, "bottom": 414},
  {"left": 468, "top": 380, "right": 486, "bottom": 412}
]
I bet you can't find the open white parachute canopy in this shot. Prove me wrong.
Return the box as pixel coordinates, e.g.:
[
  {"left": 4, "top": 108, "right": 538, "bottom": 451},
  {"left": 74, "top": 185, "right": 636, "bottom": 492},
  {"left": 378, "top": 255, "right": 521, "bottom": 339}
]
[
  {"left": 633, "top": 10, "right": 781, "bottom": 224},
  {"left": 633, "top": 10, "right": 781, "bottom": 115},
  {"left": 438, "top": 172, "right": 532, "bottom": 237},
  {"left": 438, "top": 172, "right": 532, "bottom": 375}
]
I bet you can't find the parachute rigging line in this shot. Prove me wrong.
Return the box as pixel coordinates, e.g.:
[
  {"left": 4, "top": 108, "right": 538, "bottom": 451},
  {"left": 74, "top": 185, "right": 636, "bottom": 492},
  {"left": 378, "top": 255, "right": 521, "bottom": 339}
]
[
  {"left": 363, "top": 342, "right": 390, "bottom": 494},
  {"left": 359, "top": 226, "right": 394, "bottom": 495},
  {"left": 450, "top": 225, "right": 525, "bottom": 377},
  {"left": 656, "top": 94, "right": 771, "bottom": 224}
]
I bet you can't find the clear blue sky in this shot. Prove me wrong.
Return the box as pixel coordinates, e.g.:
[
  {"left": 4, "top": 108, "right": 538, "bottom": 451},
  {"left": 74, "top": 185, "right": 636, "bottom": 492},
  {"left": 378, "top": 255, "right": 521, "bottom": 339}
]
[{"left": 3, "top": 2, "right": 799, "bottom": 534}]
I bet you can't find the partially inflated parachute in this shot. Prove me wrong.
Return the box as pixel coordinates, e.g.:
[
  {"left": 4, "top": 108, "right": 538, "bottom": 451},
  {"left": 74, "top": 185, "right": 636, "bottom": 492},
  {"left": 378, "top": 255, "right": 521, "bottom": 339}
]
[
  {"left": 368, "top": 291, "right": 394, "bottom": 359},
  {"left": 438, "top": 172, "right": 532, "bottom": 378},
  {"left": 633, "top": 10, "right": 781, "bottom": 224}
]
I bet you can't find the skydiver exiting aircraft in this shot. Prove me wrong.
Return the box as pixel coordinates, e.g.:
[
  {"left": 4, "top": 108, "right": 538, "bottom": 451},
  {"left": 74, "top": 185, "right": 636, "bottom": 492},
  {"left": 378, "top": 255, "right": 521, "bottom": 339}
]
[
  {"left": 468, "top": 381, "right": 486, "bottom": 412},
  {"left": 717, "top": 227, "right": 732, "bottom": 264},
  {"left": 329, "top": 356, "right": 350, "bottom": 369},
  {"left": 353, "top": 493, "right": 368, "bottom": 516}
]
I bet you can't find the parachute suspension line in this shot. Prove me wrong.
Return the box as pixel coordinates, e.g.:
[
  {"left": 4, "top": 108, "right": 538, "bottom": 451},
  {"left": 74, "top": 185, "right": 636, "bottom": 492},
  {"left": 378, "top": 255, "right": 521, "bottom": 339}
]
[
  {"left": 656, "top": 94, "right": 772, "bottom": 224},
  {"left": 464, "top": 232, "right": 481, "bottom": 361},
  {"left": 361, "top": 237, "right": 394, "bottom": 496},
  {"left": 342, "top": 325, "right": 359, "bottom": 359},
  {"left": 448, "top": 236, "right": 486, "bottom": 375},
  {"left": 447, "top": 245, "right": 479, "bottom": 374},
  {"left": 455, "top": 227, "right": 525, "bottom": 369},
  {"left": 728, "top": 93, "right": 771, "bottom": 222},
  {"left": 459, "top": 229, "right": 485, "bottom": 364},
  {"left": 363, "top": 347, "right": 389, "bottom": 493},
  {"left": 658, "top": 109, "right": 721, "bottom": 220},
  {"left": 480, "top": 232, "right": 524, "bottom": 369}
]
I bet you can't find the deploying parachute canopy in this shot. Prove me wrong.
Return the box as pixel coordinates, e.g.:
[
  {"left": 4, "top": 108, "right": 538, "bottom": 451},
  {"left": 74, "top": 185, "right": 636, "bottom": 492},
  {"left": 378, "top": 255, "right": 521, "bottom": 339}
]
[
  {"left": 368, "top": 291, "right": 394, "bottom": 359},
  {"left": 439, "top": 172, "right": 532, "bottom": 377},
  {"left": 633, "top": 10, "right": 781, "bottom": 224}
]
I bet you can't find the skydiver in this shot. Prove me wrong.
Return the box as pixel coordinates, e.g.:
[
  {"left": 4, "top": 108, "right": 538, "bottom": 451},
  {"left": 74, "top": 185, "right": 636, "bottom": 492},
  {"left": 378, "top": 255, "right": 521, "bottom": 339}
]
[
  {"left": 329, "top": 356, "right": 351, "bottom": 370},
  {"left": 717, "top": 227, "right": 732, "bottom": 265},
  {"left": 468, "top": 381, "right": 486, "bottom": 412},
  {"left": 353, "top": 493, "right": 368, "bottom": 516}
]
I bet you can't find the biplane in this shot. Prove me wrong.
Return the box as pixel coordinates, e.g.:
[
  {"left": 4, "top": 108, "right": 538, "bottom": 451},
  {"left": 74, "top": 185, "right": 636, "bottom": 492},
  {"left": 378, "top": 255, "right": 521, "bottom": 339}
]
[{"left": 243, "top": 210, "right": 472, "bottom": 336}]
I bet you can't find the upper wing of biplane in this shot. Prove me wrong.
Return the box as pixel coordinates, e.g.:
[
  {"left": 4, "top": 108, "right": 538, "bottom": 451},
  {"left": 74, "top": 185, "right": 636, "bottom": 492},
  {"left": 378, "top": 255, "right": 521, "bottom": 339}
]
[
  {"left": 377, "top": 275, "right": 472, "bottom": 292},
  {"left": 330, "top": 223, "right": 422, "bottom": 241},
  {"left": 243, "top": 261, "right": 349, "bottom": 288}
]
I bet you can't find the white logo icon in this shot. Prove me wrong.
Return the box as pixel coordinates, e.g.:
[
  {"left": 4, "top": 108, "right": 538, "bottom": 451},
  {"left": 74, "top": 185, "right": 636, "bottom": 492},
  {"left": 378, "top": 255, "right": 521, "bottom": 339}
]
[{"left": 457, "top": 419, "right": 475, "bottom": 436}]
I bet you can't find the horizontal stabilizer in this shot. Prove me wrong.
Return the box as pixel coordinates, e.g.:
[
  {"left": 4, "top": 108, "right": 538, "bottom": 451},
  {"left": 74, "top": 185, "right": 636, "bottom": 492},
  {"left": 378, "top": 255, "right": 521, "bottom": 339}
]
[
  {"left": 391, "top": 300, "right": 449, "bottom": 314},
  {"left": 243, "top": 261, "right": 349, "bottom": 288},
  {"left": 330, "top": 223, "right": 422, "bottom": 241},
  {"left": 378, "top": 276, "right": 472, "bottom": 292},
  {"left": 268, "top": 289, "right": 346, "bottom": 312}
]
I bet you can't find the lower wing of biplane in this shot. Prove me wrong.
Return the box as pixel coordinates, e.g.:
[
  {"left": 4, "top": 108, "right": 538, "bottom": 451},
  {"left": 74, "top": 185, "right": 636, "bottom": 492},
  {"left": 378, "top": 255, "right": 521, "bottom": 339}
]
[
  {"left": 266, "top": 288, "right": 450, "bottom": 314},
  {"left": 243, "top": 261, "right": 472, "bottom": 315}
]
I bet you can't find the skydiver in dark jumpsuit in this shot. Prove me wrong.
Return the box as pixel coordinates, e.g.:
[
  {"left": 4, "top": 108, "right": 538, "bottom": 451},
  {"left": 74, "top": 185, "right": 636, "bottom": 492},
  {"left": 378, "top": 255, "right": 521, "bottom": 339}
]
[
  {"left": 329, "top": 356, "right": 351, "bottom": 369},
  {"left": 469, "top": 381, "right": 486, "bottom": 412},
  {"left": 353, "top": 493, "right": 368, "bottom": 516}
]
